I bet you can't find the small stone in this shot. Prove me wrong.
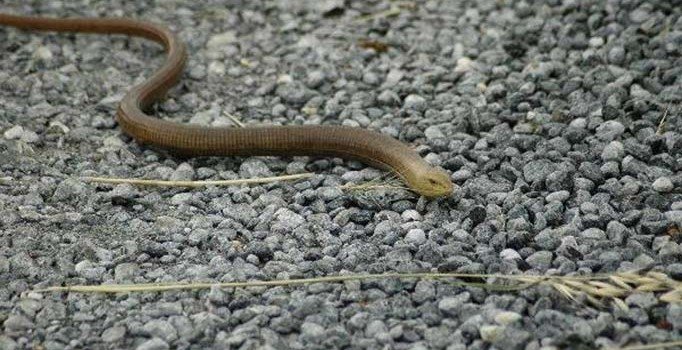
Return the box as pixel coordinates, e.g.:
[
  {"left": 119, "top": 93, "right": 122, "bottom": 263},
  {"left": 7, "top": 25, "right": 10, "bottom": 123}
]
[
  {"left": 33, "top": 46, "right": 54, "bottom": 62},
  {"left": 0, "top": 336, "right": 17, "bottom": 350},
  {"left": 208, "top": 61, "right": 226, "bottom": 76},
  {"left": 3, "top": 314, "right": 34, "bottom": 331},
  {"left": 136, "top": 338, "right": 169, "bottom": 350},
  {"left": 608, "top": 46, "right": 626, "bottom": 65},
  {"left": 273, "top": 208, "right": 305, "bottom": 232},
  {"left": 170, "top": 163, "right": 195, "bottom": 181},
  {"left": 452, "top": 169, "right": 472, "bottom": 182},
  {"left": 207, "top": 31, "right": 236, "bottom": 50},
  {"left": 300, "top": 322, "right": 325, "bottom": 343},
  {"left": 595, "top": 120, "right": 625, "bottom": 141},
  {"left": 569, "top": 118, "right": 587, "bottom": 129},
  {"left": 454, "top": 57, "right": 474, "bottom": 73},
  {"left": 668, "top": 303, "right": 682, "bottom": 330},
  {"left": 652, "top": 177, "right": 674, "bottom": 193},
  {"left": 239, "top": 158, "right": 273, "bottom": 178},
  {"left": 143, "top": 320, "right": 178, "bottom": 342},
  {"left": 467, "top": 205, "right": 487, "bottom": 226},
  {"left": 110, "top": 184, "right": 140, "bottom": 202},
  {"left": 625, "top": 293, "right": 658, "bottom": 309},
  {"left": 114, "top": 263, "right": 139, "bottom": 282},
  {"left": 500, "top": 248, "right": 521, "bottom": 261},
  {"left": 306, "top": 70, "right": 325, "bottom": 88},
  {"left": 494, "top": 311, "right": 522, "bottom": 325},
  {"left": 424, "top": 125, "right": 444, "bottom": 140},
  {"left": 580, "top": 228, "right": 606, "bottom": 240},
  {"left": 588, "top": 37, "right": 604, "bottom": 47},
  {"left": 602, "top": 141, "right": 624, "bottom": 161},
  {"left": 222, "top": 204, "right": 257, "bottom": 225},
  {"left": 377, "top": 90, "right": 400, "bottom": 105},
  {"left": 102, "top": 326, "right": 126, "bottom": 343},
  {"left": 3, "top": 125, "right": 39, "bottom": 143},
  {"left": 403, "top": 94, "right": 427, "bottom": 111},
  {"left": 363, "top": 71, "right": 380, "bottom": 85},
  {"left": 633, "top": 254, "right": 655, "bottom": 269},
  {"left": 385, "top": 69, "right": 404, "bottom": 86},
  {"left": 629, "top": 7, "right": 649, "bottom": 23},
  {"left": 438, "top": 292, "right": 470, "bottom": 315},
  {"left": 405, "top": 229, "right": 426, "bottom": 245},
  {"left": 523, "top": 159, "right": 557, "bottom": 183},
  {"left": 0, "top": 256, "right": 8, "bottom": 274},
  {"left": 401, "top": 210, "right": 422, "bottom": 222},
  {"left": 276, "top": 82, "right": 309, "bottom": 104},
  {"left": 526, "top": 251, "right": 552, "bottom": 270},
  {"left": 665, "top": 211, "right": 682, "bottom": 226},
  {"left": 74, "top": 260, "right": 106, "bottom": 280},
  {"left": 188, "top": 229, "right": 211, "bottom": 246},
  {"left": 479, "top": 325, "right": 504, "bottom": 342},
  {"left": 170, "top": 193, "right": 192, "bottom": 205},
  {"left": 365, "top": 320, "right": 388, "bottom": 338},
  {"left": 546, "top": 190, "right": 570, "bottom": 202}
]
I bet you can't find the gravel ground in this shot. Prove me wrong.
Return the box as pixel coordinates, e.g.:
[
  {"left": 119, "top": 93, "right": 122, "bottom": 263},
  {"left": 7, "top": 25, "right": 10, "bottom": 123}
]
[{"left": 1, "top": 0, "right": 681, "bottom": 349}]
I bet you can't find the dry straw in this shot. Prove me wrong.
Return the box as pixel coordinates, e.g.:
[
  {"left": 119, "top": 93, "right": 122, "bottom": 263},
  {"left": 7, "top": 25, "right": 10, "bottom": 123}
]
[
  {"left": 36, "top": 270, "right": 681, "bottom": 310},
  {"left": 83, "top": 173, "right": 314, "bottom": 188}
]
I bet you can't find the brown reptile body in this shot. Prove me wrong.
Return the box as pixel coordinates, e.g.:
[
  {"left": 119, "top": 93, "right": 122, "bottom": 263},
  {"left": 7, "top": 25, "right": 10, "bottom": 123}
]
[{"left": 0, "top": 13, "right": 454, "bottom": 197}]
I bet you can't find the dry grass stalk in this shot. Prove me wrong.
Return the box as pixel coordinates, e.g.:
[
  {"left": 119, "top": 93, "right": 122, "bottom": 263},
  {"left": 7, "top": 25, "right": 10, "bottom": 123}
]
[
  {"left": 656, "top": 103, "right": 670, "bottom": 135},
  {"left": 222, "top": 110, "right": 245, "bottom": 128},
  {"left": 340, "top": 176, "right": 409, "bottom": 193},
  {"left": 35, "top": 270, "right": 682, "bottom": 311},
  {"left": 83, "top": 173, "right": 314, "bottom": 188},
  {"left": 610, "top": 340, "right": 682, "bottom": 350}
]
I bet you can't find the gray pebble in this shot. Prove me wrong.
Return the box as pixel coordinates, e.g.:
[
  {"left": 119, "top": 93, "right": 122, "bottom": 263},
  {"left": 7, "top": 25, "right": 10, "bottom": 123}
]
[
  {"left": 74, "top": 260, "right": 106, "bottom": 280},
  {"left": 494, "top": 311, "right": 522, "bottom": 325},
  {"left": 668, "top": 304, "right": 682, "bottom": 330},
  {"left": 601, "top": 141, "right": 625, "bottom": 161},
  {"left": 546, "top": 190, "right": 570, "bottom": 203},
  {"left": 3, "top": 125, "right": 39, "bottom": 143},
  {"left": 114, "top": 263, "right": 139, "bottom": 282},
  {"left": 608, "top": 46, "right": 626, "bottom": 65},
  {"left": 625, "top": 293, "right": 658, "bottom": 309},
  {"left": 3, "top": 314, "right": 34, "bottom": 331},
  {"left": 136, "top": 338, "right": 169, "bottom": 350},
  {"left": 523, "top": 159, "right": 557, "bottom": 183},
  {"left": 595, "top": 120, "right": 625, "bottom": 141},
  {"left": 479, "top": 324, "right": 504, "bottom": 343},
  {"left": 143, "top": 319, "right": 178, "bottom": 342},
  {"left": 300, "top": 322, "right": 325, "bottom": 343},
  {"left": 102, "top": 326, "right": 127, "bottom": 343},
  {"left": 525, "top": 251, "right": 552, "bottom": 270},
  {"left": 424, "top": 125, "right": 445, "bottom": 140},
  {"left": 500, "top": 248, "right": 522, "bottom": 261},
  {"left": 452, "top": 169, "right": 472, "bottom": 182},
  {"left": 170, "top": 163, "right": 195, "bottom": 181},
  {"left": 403, "top": 94, "right": 427, "bottom": 111},
  {"left": 239, "top": 158, "right": 273, "bottom": 178},
  {"left": 365, "top": 320, "right": 388, "bottom": 338},
  {"left": 405, "top": 228, "right": 426, "bottom": 245},
  {"left": 580, "top": 228, "right": 607, "bottom": 240},
  {"left": 438, "top": 292, "right": 470, "bottom": 316},
  {"left": 272, "top": 208, "right": 305, "bottom": 232},
  {"left": 665, "top": 211, "right": 682, "bottom": 226},
  {"left": 0, "top": 336, "right": 17, "bottom": 350},
  {"left": 652, "top": 177, "right": 674, "bottom": 192},
  {"left": 377, "top": 90, "right": 400, "bottom": 105},
  {"left": 306, "top": 70, "right": 325, "bottom": 88}
]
